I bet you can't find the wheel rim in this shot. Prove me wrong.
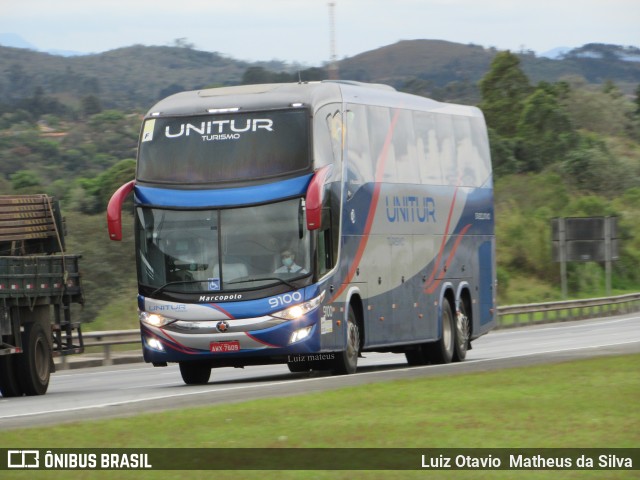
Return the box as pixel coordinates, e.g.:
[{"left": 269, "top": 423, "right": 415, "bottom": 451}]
[
  {"left": 442, "top": 306, "right": 453, "bottom": 352},
  {"left": 346, "top": 318, "right": 360, "bottom": 368},
  {"left": 456, "top": 309, "right": 470, "bottom": 351}
]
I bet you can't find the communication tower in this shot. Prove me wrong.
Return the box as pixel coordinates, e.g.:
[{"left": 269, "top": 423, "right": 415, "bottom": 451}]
[{"left": 328, "top": 2, "right": 338, "bottom": 79}]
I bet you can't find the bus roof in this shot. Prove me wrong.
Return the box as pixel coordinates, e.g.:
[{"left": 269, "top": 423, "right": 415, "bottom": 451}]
[{"left": 145, "top": 81, "right": 482, "bottom": 119}]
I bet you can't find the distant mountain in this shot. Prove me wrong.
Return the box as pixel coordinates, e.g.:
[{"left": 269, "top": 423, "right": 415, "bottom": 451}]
[
  {"left": 519, "top": 43, "right": 640, "bottom": 87},
  {"left": 340, "top": 40, "right": 495, "bottom": 84},
  {"left": 0, "top": 45, "right": 252, "bottom": 109},
  {"left": 0, "top": 33, "right": 37, "bottom": 50},
  {"left": 539, "top": 47, "right": 572, "bottom": 59},
  {"left": 0, "top": 33, "right": 85, "bottom": 57},
  {"left": 0, "top": 40, "right": 638, "bottom": 110},
  {"left": 45, "top": 49, "right": 86, "bottom": 57},
  {"left": 336, "top": 40, "right": 640, "bottom": 102},
  {"left": 565, "top": 43, "right": 640, "bottom": 63}
]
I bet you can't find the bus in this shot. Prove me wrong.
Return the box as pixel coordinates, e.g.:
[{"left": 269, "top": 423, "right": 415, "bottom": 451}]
[{"left": 107, "top": 81, "right": 496, "bottom": 385}]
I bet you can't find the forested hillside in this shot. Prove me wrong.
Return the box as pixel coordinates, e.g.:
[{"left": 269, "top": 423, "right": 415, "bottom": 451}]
[
  {"left": 481, "top": 52, "right": 640, "bottom": 302},
  {"left": 2, "top": 41, "right": 639, "bottom": 109},
  {"left": 0, "top": 42, "right": 639, "bottom": 327}
]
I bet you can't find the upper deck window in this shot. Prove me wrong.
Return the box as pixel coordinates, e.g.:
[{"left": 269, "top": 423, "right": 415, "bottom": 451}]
[{"left": 137, "top": 109, "right": 310, "bottom": 185}]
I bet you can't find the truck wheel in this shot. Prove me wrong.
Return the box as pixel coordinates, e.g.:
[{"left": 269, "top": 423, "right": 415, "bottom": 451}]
[
  {"left": 179, "top": 361, "right": 211, "bottom": 385},
  {"left": 333, "top": 306, "right": 360, "bottom": 375},
  {"left": 425, "top": 300, "right": 455, "bottom": 364},
  {"left": 0, "top": 355, "right": 23, "bottom": 397},
  {"left": 16, "top": 321, "right": 51, "bottom": 396}
]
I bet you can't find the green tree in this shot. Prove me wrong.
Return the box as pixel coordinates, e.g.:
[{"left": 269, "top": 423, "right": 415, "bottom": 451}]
[
  {"left": 516, "top": 88, "right": 576, "bottom": 172},
  {"left": 487, "top": 130, "right": 519, "bottom": 176},
  {"left": 82, "top": 95, "right": 103, "bottom": 116},
  {"left": 10, "top": 170, "right": 42, "bottom": 191},
  {"left": 479, "top": 51, "right": 531, "bottom": 137},
  {"left": 96, "top": 158, "right": 136, "bottom": 210},
  {"left": 564, "top": 85, "right": 633, "bottom": 137},
  {"left": 561, "top": 133, "right": 626, "bottom": 195},
  {"left": 241, "top": 67, "right": 293, "bottom": 85}
]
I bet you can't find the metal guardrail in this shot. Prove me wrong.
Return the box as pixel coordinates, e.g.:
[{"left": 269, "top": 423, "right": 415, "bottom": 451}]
[
  {"left": 496, "top": 293, "right": 640, "bottom": 328},
  {"left": 57, "top": 293, "right": 640, "bottom": 368},
  {"left": 56, "top": 330, "right": 141, "bottom": 368}
]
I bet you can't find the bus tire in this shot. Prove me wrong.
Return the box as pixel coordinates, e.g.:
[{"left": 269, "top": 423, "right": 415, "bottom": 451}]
[
  {"left": 16, "top": 321, "right": 51, "bottom": 396},
  {"left": 179, "top": 361, "right": 211, "bottom": 385},
  {"left": 0, "top": 355, "right": 23, "bottom": 397},
  {"left": 453, "top": 299, "right": 470, "bottom": 362},
  {"left": 425, "top": 300, "right": 455, "bottom": 364},
  {"left": 333, "top": 305, "right": 360, "bottom": 375}
]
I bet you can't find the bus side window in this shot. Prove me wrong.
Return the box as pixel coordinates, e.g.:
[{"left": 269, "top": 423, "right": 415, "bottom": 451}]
[
  {"left": 314, "top": 104, "right": 343, "bottom": 168},
  {"left": 392, "top": 109, "right": 420, "bottom": 184},
  {"left": 367, "top": 106, "right": 397, "bottom": 181},
  {"left": 344, "top": 105, "right": 372, "bottom": 199},
  {"left": 436, "top": 115, "right": 457, "bottom": 186},
  {"left": 414, "top": 111, "right": 443, "bottom": 185},
  {"left": 470, "top": 116, "right": 492, "bottom": 186},
  {"left": 453, "top": 116, "right": 476, "bottom": 186}
]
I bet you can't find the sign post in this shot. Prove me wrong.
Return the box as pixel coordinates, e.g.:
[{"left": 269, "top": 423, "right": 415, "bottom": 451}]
[{"left": 551, "top": 217, "right": 618, "bottom": 298}]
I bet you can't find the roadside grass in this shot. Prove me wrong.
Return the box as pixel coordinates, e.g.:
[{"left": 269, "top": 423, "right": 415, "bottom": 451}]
[{"left": 2, "top": 354, "right": 638, "bottom": 479}]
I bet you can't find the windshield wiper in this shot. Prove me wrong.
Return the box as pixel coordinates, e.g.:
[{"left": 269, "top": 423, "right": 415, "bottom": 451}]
[
  {"left": 227, "top": 275, "right": 310, "bottom": 290},
  {"left": 148, "top": 279, "right": 210, "bottom": 298},
  {"left": 148, "top": 273, "right": 310, "bottom": 298}
]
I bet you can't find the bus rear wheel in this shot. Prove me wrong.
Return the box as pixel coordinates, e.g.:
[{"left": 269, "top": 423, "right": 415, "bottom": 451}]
[
  {"left": 424, "top": 300, "right": 455, "bottom": 365},
  {"left": 179, "top": 361, "right": 211, "bottom": 385},
  {"left": 333, "top": 306, "right": 360, "bottom": 375},
  {"left": 453, "top": 300, "right": 470, "bottom": 362}
]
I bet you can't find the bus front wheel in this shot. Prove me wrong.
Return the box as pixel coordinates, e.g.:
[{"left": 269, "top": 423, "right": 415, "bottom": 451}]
[
  {"left": 333, "top": 306, "right": 360, "bottom": 375},
  {"left": 179, "top": 361, "right": 211, "bottom": 385}
]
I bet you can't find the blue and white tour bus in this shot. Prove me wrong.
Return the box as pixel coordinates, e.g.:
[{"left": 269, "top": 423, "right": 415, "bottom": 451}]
[{"left": 108, "top": 81, "right": 496, "bottom": 384}]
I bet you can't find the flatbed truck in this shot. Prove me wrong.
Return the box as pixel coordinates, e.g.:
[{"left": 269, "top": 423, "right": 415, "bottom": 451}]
[{"left": 0, "top": 194, "right": 84, "bottom": 396}]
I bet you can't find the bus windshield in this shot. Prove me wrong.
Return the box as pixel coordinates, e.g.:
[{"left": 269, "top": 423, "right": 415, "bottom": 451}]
[
  {"left": 135, "top": 198, "right": 311, "bottom": 294},
  {"left": 137, "top": 109, "right": 310, "bottom": 184}
]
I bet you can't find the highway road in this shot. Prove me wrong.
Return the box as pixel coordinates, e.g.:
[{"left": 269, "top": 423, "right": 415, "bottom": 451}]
[{"left": 1, "top": 314, "right": 638, "bottom": 430}]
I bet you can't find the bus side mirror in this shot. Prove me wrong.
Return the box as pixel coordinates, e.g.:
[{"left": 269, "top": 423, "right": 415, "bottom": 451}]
[
  {"left": 305, "top": 165, "right": 333, "bottom": 231},
  {"left": 107, "top": 180, "right": 135, "bottom": 241}
]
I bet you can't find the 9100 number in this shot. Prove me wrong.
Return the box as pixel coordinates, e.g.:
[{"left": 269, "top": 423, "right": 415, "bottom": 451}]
[{"left": 269, "top": 291, "right": 303, "bottom": 309}]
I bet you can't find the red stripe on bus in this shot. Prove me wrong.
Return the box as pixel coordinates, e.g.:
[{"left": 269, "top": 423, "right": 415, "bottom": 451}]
[
  {"left": 424, "top": 223, "right": 472, "bottom": 295},
  {"left": 245, "top": 332, "right": 280, "bottom": 348},
  {"left": 207, "top": 303, "right": 235, "bottom": 319},
  {"left": 152, "top": 329, "right": 198, "bottom": 354},
  {"left": 423, "top": 185, "right": 460, "bottom": 291}
]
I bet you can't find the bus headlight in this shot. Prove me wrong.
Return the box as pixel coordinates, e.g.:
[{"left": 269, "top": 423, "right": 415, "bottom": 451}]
[
  {"left": 290, "top": 326, "right": 313, "bottom": 344},
  {"left": 271, "top": 291, "right": 325, "bottom": 321},
  {"left": 145, "top": 337, "right": 165, "bottom": 352},
  {"left": 140, "top": 311, "right": 176, "bottom": 327}
]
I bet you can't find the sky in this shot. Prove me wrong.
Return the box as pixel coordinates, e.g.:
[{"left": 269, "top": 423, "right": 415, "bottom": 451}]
[{"left": 1, "top": 0, "right": 639, "bottom": 65}]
